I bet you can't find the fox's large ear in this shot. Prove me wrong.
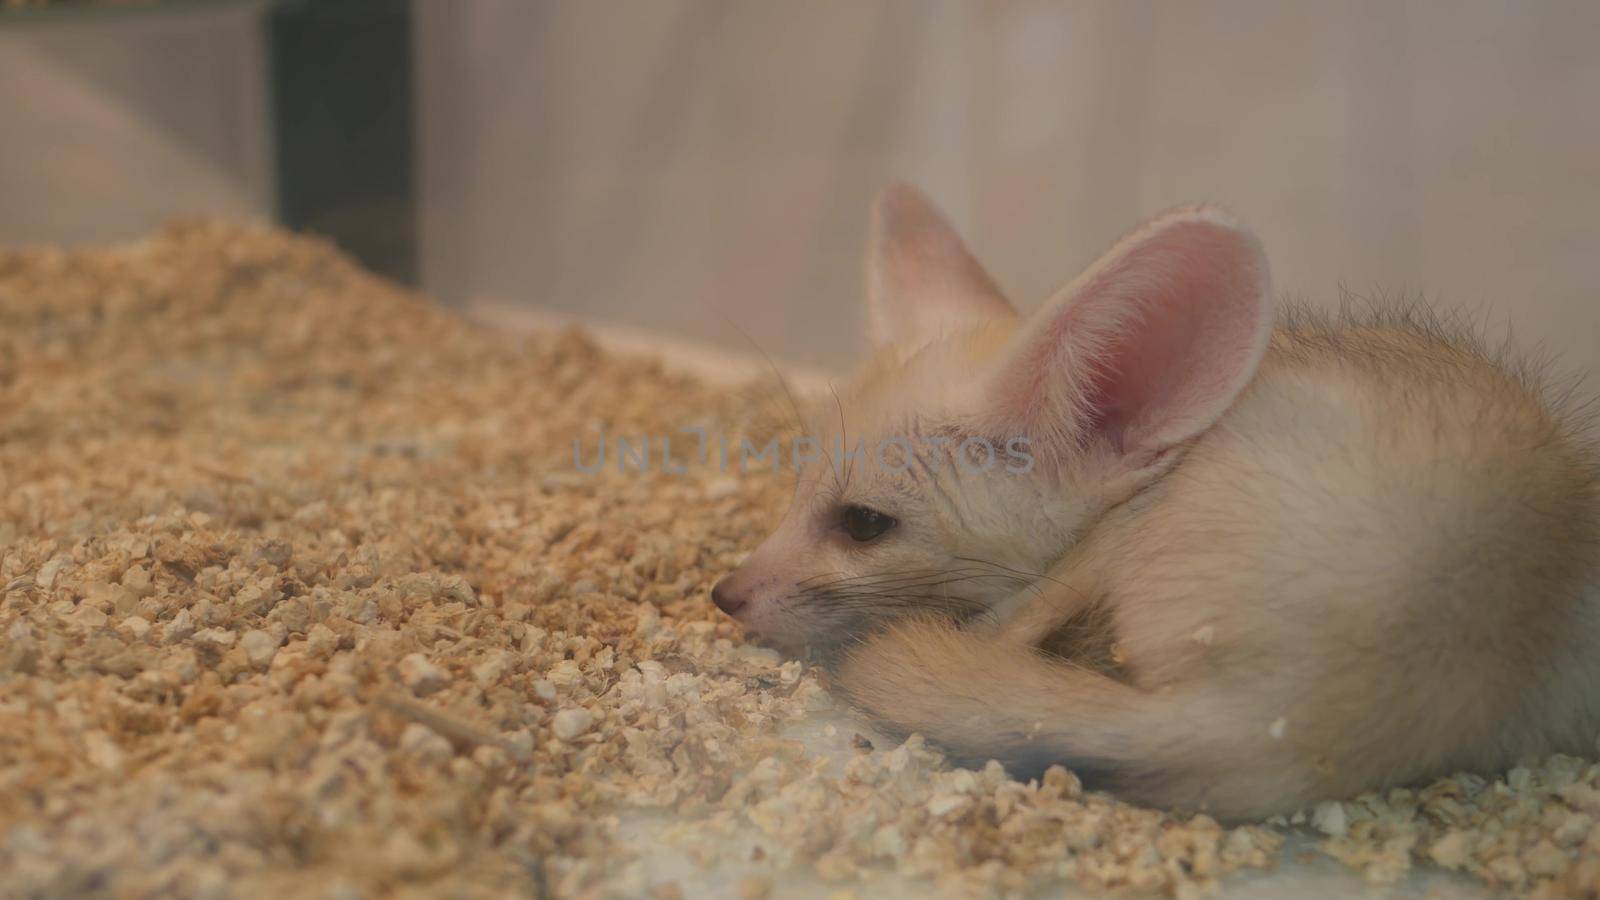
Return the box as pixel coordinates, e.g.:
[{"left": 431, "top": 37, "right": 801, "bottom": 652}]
[
  {"left": 866, "top": 183, "right": 1015, "bottom": 349},
  {"left": 981, "top": 207, "right": 1272, "bottom": 468}
]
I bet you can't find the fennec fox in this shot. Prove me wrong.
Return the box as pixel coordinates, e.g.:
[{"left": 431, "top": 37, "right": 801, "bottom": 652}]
[{"left": 710, "top": 184, "right": 1600, "bottom": 820}]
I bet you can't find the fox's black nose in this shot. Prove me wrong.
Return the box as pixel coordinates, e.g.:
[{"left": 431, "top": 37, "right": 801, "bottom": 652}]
[{"left": 711, "top": 578, "right": 746, "bottom": 615}]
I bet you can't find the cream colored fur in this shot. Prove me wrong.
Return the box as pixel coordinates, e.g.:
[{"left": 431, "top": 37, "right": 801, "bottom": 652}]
[
  {"left": 836, "top": 313, "right": 1600, "bottom": 819},
  {"left": 714, "top": 185, "right": 1600, "bottom": 820}
]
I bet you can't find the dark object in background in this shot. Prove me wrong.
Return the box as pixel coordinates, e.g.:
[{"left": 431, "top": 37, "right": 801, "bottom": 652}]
[{"left": 269, "top": 0, "right": 414, "bottom": 284}]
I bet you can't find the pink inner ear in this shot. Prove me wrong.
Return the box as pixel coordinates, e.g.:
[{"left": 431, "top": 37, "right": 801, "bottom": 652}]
[
  {"left": 1087, "top": 224, "right": 1268, "bottom": 453},
  {"left": 989, "top": 212, "right": 1271, "bottom": 463}
]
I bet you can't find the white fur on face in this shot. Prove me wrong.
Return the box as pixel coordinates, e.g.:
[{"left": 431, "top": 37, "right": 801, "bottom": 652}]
[
  {"left": 720, "top": 344, "right": 1093, "bottom": 652},
  {"left": 722, "top": 193, "right": 1274, "bottom": 654}
]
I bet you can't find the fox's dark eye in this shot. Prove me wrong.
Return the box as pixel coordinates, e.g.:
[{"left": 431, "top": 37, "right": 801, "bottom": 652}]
[{"left": 841, "top": 505, "right": 896, "bottom": 542}]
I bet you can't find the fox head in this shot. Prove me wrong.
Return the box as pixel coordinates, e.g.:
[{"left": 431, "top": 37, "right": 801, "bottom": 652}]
[{"left": 713, "top": 184, "right": 1274, "bottom": 653}]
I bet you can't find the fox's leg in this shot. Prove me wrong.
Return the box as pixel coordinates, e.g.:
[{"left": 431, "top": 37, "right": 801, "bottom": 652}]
[
  {"left": 832, "top": 615, "right": 1315, "bottom": 820},
  {"left": 980, "top": 552, "right": 1107, "bottom": 647},
  {"left": 834, "top": 615, "right": 1149, "bottom": 769},
  {"left": 981, "top": 470, "right": 1174, "bottom": 647}
]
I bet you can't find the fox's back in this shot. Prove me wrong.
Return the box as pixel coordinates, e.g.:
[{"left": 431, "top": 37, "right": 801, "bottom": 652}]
[
  {"left": 795, "top": 191, "right": 1600, "bottom": 819},
  {"left": 1103, "top": 316, "right": 1600, "bottom": 789}
]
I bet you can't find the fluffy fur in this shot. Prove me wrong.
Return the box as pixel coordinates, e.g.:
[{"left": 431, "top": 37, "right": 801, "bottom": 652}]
[{"left": 714, "top": 185, "right": 1600, "bottom": 820}]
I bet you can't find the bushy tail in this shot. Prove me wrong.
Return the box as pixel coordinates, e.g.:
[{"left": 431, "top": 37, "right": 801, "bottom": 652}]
[{"left": 832, "top": 618, "right": 1313, "bottom": 820}]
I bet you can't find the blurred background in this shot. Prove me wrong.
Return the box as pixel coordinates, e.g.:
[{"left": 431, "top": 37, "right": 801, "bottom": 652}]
[{"left": 2, "top": 0, "right": 1596, "bottom": 373}]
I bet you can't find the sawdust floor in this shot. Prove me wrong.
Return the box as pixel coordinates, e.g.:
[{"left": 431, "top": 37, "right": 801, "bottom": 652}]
[{"left": 1, "top": 223, "right": 1596, "bottom": 899}]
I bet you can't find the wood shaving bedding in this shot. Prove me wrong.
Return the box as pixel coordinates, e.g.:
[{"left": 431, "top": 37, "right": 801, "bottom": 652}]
[
  {"left": 0, "top": 222, "right": 1594, "bottom": 898},
  {"left": 1290, "top": 755, "right": 1600, "bottom": 897}
]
